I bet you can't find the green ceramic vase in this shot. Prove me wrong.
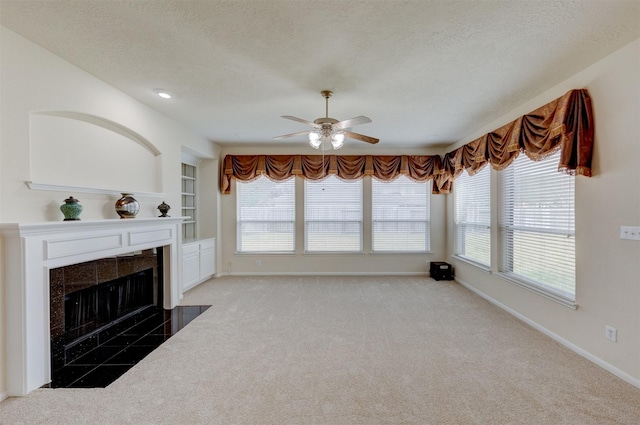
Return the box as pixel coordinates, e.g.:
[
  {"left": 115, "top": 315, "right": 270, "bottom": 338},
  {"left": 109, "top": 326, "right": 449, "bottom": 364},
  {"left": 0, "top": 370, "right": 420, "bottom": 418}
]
[{"left": 60, "top": 196, "right": 83, "bottom": 221}]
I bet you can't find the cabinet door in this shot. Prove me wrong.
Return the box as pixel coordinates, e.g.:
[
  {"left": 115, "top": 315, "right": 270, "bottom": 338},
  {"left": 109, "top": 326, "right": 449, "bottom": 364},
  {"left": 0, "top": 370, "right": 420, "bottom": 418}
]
[
  {"left": 182, "top": 244, "right": 200, "bottom": 290},
  {"left": 199, "top": 242, "right": 215, "bottom": 279}
]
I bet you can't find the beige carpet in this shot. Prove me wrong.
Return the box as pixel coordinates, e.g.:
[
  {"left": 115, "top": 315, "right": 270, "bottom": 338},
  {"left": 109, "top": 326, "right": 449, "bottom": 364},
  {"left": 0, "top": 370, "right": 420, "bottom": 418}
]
[{"left": 2, "top": 275, "right": 640, "bottom": 424}]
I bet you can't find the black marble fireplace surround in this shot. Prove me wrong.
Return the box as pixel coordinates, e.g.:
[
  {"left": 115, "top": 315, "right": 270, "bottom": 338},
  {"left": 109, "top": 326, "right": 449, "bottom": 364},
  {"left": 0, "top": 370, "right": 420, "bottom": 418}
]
[{"left": 48, "top": 248, "right": 211, "bottom": 388}]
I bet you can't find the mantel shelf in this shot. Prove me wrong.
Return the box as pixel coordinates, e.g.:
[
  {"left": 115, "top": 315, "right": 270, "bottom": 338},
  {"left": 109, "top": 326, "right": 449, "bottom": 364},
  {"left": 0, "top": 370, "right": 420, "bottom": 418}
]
[{"left": 26, "top": 181, "right": 166, "bottom": 198}]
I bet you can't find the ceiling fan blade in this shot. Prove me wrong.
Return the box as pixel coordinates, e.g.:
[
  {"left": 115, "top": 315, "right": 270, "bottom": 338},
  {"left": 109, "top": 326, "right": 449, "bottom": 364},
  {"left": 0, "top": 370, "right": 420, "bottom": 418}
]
[
  {"left": 344, "top": 131, "right": 379, "bottom": 144},
  {"left": 281, "top": 115, "right": 320, "bottom": 128},
  {"left": 334, "top": 116, "right": 372, "bottom": 129},
  {"left": 273, "top": 130, "right": 310, "bottom": 140}
]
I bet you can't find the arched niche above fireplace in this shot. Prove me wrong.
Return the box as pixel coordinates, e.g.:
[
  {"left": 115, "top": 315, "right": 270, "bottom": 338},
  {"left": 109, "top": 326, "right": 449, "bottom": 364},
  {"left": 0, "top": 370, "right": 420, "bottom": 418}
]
[{"left": 28, "top": 111, "right": 161, "bottom": 194}]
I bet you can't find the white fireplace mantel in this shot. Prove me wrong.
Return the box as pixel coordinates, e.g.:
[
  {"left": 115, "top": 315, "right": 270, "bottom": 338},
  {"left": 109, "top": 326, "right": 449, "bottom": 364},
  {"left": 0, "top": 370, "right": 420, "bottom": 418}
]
[{"left": 1, "top": 217, "right": 186, "bottom": 396}]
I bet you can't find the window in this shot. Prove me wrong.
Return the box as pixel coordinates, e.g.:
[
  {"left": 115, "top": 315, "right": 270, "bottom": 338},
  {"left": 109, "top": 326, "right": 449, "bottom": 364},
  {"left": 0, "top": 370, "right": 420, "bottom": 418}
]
[
  {"left": 305, "top": 176, "right": 362, "bottom": 252},
  {"left": 236, "top": 177, "right": 295, "bottom": 252},
  {"left": 372, "top": 176, "right": 430, "bottom": 252},
  {"left": 498, "top": 151, "right": 575, "bottom": 302},
  {"left": 454, "top": 165, "right": 491, "bottom": 266},
  {"left": 181, "top": 163, "right": 197, "bottom": 240}
]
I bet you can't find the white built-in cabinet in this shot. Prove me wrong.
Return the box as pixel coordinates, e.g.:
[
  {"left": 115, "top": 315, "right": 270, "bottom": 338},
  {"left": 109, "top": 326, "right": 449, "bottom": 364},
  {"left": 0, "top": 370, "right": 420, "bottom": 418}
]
[{"left": 182, "top": 238, "right": 216, "bottom": 292}]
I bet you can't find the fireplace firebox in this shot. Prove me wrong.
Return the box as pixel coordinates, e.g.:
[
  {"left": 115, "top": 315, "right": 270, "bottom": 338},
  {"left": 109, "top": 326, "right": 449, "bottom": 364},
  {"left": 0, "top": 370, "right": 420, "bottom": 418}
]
[{"left": 50, "top": 249, "right": 163, "bottom": 378}]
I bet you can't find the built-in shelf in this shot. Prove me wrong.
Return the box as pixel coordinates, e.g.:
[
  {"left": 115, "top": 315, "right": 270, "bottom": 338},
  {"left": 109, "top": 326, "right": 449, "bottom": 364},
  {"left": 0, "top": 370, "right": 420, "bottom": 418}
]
[
  {"left": 26, "top": 181, "right": 165, "bottom": 198},
  {"left": 181, "top": 163, "right": 197, "bottom": 240}
]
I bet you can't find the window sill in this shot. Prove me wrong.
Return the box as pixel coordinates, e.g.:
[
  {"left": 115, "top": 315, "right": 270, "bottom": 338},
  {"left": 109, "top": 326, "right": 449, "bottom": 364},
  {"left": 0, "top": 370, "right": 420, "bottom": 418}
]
[
  {"left": 496, "top": 272, "right": 577, "bottom": 310},
  {"left": 452, "top": 255, "right": 491, "bottom": 273},
  {"left": 372, "top": 251, "right": 432, "bottom": 255},
  {"left": 235, "top": 251, "right": 296, "bottom": 255},
  {"left": 303, "top": 251, "right": 365, "bottom": 256}
]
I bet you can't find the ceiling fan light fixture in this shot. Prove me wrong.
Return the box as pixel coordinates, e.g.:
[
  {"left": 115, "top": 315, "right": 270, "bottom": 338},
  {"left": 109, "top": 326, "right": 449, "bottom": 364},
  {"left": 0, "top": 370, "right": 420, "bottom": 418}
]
[
  {"left": 331, "top": 132, "right": 345, "bottom": 149},
  {"left": 275, "top": 90, "right": 378, "bottom": 148},
  {"left": 309, "top": 131, "right": 321, "bottom": 148}
]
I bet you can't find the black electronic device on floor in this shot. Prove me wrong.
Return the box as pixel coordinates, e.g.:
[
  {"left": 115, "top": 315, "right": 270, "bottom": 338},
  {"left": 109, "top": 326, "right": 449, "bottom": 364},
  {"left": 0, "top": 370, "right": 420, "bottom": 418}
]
[{"left": 430, "top": 262, "right": 453, "bottom": 281}]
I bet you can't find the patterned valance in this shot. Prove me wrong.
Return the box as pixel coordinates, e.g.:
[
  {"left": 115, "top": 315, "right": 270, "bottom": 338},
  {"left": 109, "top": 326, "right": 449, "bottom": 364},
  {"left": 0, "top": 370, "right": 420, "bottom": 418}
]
[
  {"left": 434, "top": 89, "right": 594, "bottom": 193},
  {"left": 221, "top": 89, "right": 593, "bottom": 195},
  {"left": 221, "top": 154, "right": 443, "bottom": 194}
]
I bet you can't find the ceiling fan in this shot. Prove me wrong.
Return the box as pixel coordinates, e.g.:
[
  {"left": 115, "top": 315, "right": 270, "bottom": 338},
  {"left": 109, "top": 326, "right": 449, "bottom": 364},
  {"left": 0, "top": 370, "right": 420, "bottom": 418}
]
[{"left": 274, "top": 90, "right": 379, "bottom": 149}]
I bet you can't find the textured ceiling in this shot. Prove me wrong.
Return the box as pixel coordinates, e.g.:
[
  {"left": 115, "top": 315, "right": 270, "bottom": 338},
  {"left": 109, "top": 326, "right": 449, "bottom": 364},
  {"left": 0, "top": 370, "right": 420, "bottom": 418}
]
[{"left": 1, "top": 0, "right": 639, "bottom": 150}]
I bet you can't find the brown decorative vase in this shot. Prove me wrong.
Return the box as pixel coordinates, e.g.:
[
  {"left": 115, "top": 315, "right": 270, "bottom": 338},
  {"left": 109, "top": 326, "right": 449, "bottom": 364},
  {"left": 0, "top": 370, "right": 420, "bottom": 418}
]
[
  {"left": 115, "top": 193, "right": 140, "bottom": 219},
  {"left": 157, "top": 201, "right": 171, "bottom": 217}
]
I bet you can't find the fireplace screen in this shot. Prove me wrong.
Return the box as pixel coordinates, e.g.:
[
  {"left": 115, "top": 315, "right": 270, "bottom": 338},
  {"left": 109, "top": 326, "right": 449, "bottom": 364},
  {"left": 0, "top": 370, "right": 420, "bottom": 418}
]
[{"left": 65, "top": 268, "right": 155, "bottom": 341}]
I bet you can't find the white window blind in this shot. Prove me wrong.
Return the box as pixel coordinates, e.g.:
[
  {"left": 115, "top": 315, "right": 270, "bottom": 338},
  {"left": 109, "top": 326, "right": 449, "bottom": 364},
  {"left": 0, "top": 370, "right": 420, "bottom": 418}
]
[
  {"left": 305, "top": 176, "right": 362, "bottom": 252},
  {"left": 372, "top": 176, "right": 430, "bottom": 252},
  {"left": 454, "top": 165, "right": 491, "bottom": 266},
  {"left": 237, "top": 177, "right": 295, "bottom": 252},
  {"left": 498, "top": 152, "right": 575, "bottom": 300}
]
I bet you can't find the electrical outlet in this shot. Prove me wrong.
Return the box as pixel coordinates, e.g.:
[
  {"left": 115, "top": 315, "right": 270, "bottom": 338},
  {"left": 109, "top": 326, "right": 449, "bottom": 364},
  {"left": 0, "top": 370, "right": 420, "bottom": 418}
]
[
  {"left": 605, "top": 325, "right": 617, "bottom": 342},
  {"left": 620, "top": 226, "right": 640, "bottom": 240},
  {"left": 256, "top": 260, "right": 261, "bottom": 267}
]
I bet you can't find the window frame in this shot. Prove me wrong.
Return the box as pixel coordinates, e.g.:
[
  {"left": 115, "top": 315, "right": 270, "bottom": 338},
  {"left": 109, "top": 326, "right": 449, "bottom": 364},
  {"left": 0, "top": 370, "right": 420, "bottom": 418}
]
[
  {"left": 453, "top": 165, "right": 491, "bottom": 269},
  {"left": 371, "top": 176, "right": 431, "bottom": 253},
  {"left": 304, "top": 176, "right": 363, "bottom": 253},
  {"left": 236, "top": 176, "right": 296, "bottom": 254},
  {"left": 497, "top": 152, "right": 576, "bottom": 307}
]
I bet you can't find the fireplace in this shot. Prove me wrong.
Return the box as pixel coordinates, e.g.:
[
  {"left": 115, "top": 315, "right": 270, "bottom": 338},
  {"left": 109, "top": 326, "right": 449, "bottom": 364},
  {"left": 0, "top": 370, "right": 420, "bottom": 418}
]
[
  {"left": 1, "top": 217, "right": 185, "bottom": 396},
  {"left": 50, "top": 249, "right": 163, "bottom": 375}
]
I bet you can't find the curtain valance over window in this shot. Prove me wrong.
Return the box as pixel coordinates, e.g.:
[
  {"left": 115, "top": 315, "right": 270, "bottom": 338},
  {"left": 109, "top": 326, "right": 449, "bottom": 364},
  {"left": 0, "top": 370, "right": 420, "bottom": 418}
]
[
  {"left": 221, "top": 154, "right": 443, "bottom": 194},
  {"left": 221, "top": 89, "right": 593, "bottom": 195},
  {"left": 434, "top": 89, "right": 594, "bottom": 193}
]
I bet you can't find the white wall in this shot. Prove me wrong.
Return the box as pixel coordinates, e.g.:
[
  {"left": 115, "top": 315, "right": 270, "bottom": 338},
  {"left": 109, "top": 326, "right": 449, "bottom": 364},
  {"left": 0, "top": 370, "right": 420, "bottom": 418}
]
[
  {"left": 218, "top": 146, "right": 447, "bottom": 276},
  {"left": 0, "top": 26, "right": 218, "bottom": 398},
  {"left": 2, "top": 23, "right": 637, "bottom": 398},
  {"left": 446, "top": 39, "right": 640, "bottom": 385}
]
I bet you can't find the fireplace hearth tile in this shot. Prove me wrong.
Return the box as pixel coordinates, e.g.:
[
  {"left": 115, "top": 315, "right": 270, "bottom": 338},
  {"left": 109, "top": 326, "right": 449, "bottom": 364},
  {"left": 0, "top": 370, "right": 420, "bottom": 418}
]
[
  {"left": 104, "top": 345, "right": 157, "bottom": 365},
  {"left": 101, "top": 333, "right": 139, "bottom": 347},
  {"left": 135, "top": 249, "right": 157, "bottom": 272},
  {"left": 49, "top": 296, "right": 64, "bottom": 338},
  {"left": 135, "top": 333, "right": 172, "bottom": 346},
  {"left": 96, "top": 258, "right": 118, "bottom": 284},
  {"left": 50, "top": 268, "right": 64, "bottom": 296},
  {"left": 64, "top": 262, "right": 98, "bottom": 292},
  {"left": 116, "top": 257, "right": 136, "bottom": 277},
  {"left": 69, "top": 365, "right": 132, "bottom": 388},
  {"left": 70, "top": 345, "right": 122, "bottom": 366},
  {"left": 50, "top": 305, "right": 210, "bottom": 389},
  {"left": 51, "top": 365, "right": 97, "bottom": 387}
]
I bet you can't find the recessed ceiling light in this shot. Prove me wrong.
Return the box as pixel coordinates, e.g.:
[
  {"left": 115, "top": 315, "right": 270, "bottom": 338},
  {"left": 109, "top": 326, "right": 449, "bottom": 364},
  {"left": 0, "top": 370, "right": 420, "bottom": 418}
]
[{"left": 154, "top": 89, "right": 172, "bottom": 99}]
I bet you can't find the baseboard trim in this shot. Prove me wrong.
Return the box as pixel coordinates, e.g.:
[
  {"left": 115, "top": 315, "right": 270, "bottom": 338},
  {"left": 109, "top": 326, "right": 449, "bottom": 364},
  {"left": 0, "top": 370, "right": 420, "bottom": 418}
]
[
  {"left": 0, "top": 390, "right": 8, "bottom": 402},
  {"left": 455, "top": 277, "right": 640, "bottom": 390},
  {"left": 219, "top": 271, "right": 429, "bottom": 277}
]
